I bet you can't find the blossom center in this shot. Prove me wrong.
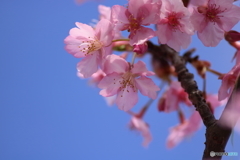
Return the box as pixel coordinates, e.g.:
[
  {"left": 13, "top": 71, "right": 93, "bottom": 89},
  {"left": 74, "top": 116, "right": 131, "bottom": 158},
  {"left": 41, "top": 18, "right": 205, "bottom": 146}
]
[
  {"left": 79, "top": 38, "right": 103, "bottom": 56},
  {"left": 198, "top": 4, "right": 226, "bottom": 23},
  {"left": 119, "top": 71, "right": 136, "bottom": 93},
  {"left": 167, "top": 12, "right": 181, "bottom": 30},
  {"left": 128, "top": 15, "right": 141, "bottom": 32}
]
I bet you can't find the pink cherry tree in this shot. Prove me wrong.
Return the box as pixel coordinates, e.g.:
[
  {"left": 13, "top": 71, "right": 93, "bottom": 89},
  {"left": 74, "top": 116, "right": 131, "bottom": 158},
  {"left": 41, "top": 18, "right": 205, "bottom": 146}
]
[{"left": 64, "top": 0, "right": 240, "bottom": 159}]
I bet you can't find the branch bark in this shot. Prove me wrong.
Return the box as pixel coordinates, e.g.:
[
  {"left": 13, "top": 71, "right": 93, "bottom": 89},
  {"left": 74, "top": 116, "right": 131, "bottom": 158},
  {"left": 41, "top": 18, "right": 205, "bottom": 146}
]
[{"left": 147, "top": 41, "right": 234, "bottom": 160}]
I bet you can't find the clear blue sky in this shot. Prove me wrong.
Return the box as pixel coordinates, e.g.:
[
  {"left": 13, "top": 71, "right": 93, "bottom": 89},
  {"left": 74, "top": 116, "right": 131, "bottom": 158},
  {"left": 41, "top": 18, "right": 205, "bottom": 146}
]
[{"left": 0, "top": 0, "right": 240, "bottom": 160}]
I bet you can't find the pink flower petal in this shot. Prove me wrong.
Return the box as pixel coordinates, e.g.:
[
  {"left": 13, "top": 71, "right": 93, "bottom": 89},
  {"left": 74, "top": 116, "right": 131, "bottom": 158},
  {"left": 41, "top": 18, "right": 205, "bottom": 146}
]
[
  {"left": 167, "top": 31, "right": 191, "bottom": 51},
  {"left": 102, "top": 55, "right": 129, "bottom": 74},
  {"left": 76, "top": 53, "right": 99, "bottom": 78},
  {"left": 129, "top": 116, "right": 152, "bottom": 147},
  {"left": 128, "top": 0, "right": 146, "bottom": 18},
  {"left": 220, "top": 91, "right": 240, "bottom": 129},
  {"left": 218, "top": 5, "right": 240, "bottom": 31},
  {"left": 111, "top": 5, "right": 129, "bottom": 30},
  {"left": 132, "top": 61, "right": 155, "bottom": 76},
  {"left": 64, "top": 36, "right": 85, "bottom": 58},
  {"left": 156, "top": 23, "right": 171, "bottom": 44},
  {"left": 135, "top": 76, "right": 160, "bottom": 99},
  {"left": 74, "top": 22, "right": 95, "bottom": 38},
  {"left": 211, "top": 0, "right": 233, "bottom": 11},
  {"left": 138, "top": 2, "right": 161, "bottom": 25},
  {"left": 95, "top": 19, "right": 114, "bottom": 46},
  {"left": 236, "top": 50, "right": 240, "bottom": 64},
  {"left": 218, "top": 79, "right": 232, "bottom": 101},
  {"left": 166, "top": 111, "right": 201, "bottom": 148},
  {"left": 104, "top": 95, "right": 116, "bottom": 106},
  {"left": 100, "top": 46, "right": 112, "bottom": 62},
  {"left": 218, "top": 64, "right": 240, "bottom": 100},
  {"left": 98, "top": 72, "right": 122, "bottom": 97},
  {"left": 190, "top": 8, "right": 208, "bottom": 32},
  {"left": 129, "top": 27, "right": 155, "bottom": 45},
  {"left": 89, "top": 69, "right": 106, "bottom": 85},
  {"left": 116, "top": 86, "right": 138, "bottom": 111},
  {"left": 98, "top": 5, "right": 111, "bottom": 20},
  {"left": 188, "top": 0, "right": 207, "bottom": 6},
  {"left": 206, "top": 94, "right": 227, "bottom": 111},
  {"left": 221, "top": 110, "right": 240, "bottom": 132},
  {"left": 133, "top": 43, "right": 148, "bottom": 54},
  {"left": 158, "top": 81, "right": 192, "bottom": 113},
  {"left": 198, "top": 22, "right": 224, "bottom": 47},
  {"left": 164, "top": 90, "right": 180, "bottom": 112}
]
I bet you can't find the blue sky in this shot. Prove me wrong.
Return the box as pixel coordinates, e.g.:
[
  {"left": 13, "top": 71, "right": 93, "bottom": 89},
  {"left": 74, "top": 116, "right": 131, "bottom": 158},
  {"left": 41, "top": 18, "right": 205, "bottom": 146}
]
[{"left": 1, "top": 0, "right": 240, "bottom": 159}]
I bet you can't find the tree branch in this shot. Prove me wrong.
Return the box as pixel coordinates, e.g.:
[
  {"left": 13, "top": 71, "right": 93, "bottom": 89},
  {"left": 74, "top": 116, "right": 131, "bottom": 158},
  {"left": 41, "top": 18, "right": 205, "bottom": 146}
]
[{"left": 147, "top": 41, "right": 234, "bottom": 160}]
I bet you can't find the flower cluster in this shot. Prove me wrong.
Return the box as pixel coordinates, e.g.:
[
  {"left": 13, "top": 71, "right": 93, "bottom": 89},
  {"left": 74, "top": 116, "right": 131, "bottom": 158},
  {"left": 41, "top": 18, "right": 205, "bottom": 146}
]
[
  {"left": 65, "top": 0, "right": 240, "bottom": 148},
  {"left": 71, "top": 0, "right": 240, "bottom": 50},
  {"left": 65, "top": 0, "right": 239, "bottom": 108}
]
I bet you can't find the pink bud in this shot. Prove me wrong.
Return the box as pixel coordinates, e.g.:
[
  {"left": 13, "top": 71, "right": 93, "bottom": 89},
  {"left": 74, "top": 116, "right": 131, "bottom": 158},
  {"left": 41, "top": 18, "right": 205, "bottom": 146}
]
[
  {"left": 133, "top": 42, "right": 148, "bottom": 54},
  {"left": 225, "top": 30, "right": 240, "bottom": 42}
]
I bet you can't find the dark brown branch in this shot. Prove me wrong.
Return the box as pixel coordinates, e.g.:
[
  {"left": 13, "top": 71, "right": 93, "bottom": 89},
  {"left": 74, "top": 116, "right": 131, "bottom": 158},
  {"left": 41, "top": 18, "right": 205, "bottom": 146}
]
[
  {"left": 147, "top": 41, "right": 234, "bottom": 160},
  {"left": 147, "top": 42, "right": 216, "bottom": 127}
]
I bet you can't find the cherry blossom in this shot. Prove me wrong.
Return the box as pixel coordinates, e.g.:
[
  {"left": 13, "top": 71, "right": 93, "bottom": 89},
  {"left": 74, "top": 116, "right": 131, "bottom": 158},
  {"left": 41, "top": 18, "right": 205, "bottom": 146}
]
[
  {"left": 129, "top": 116, "right": 152, "bottom": 147},
  {"left": 218, "top": 64, "right": 240, "bottom": 101},
  {"left": 156, "top": 0, "right": 194, "bottom": 51},
  {"left": 111, "top": 0, "right": 161, "bottom": 45},
  {"left": 64, "top": 0, "right": 240, "bottom": 150},
  {"left": 190, "top": 0, "right": 240, "bottom": 47},
  {"left": 133, "top": 42, "right": 148, "bottom": 54},
  {"left": 98, "top": 54, "right": 160, "bottom": 111},
  {"left": 64, "top": 19, "right": 114, "bottom": 78},
  {"left": 127, "top": 106, "right": 152, "bottom": 147},
  {"left": 166, "top": 111, "right": 202, "bottom": 148},
  {"left": 158, "top": 81, "right": 192, "bottom": 113}
]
